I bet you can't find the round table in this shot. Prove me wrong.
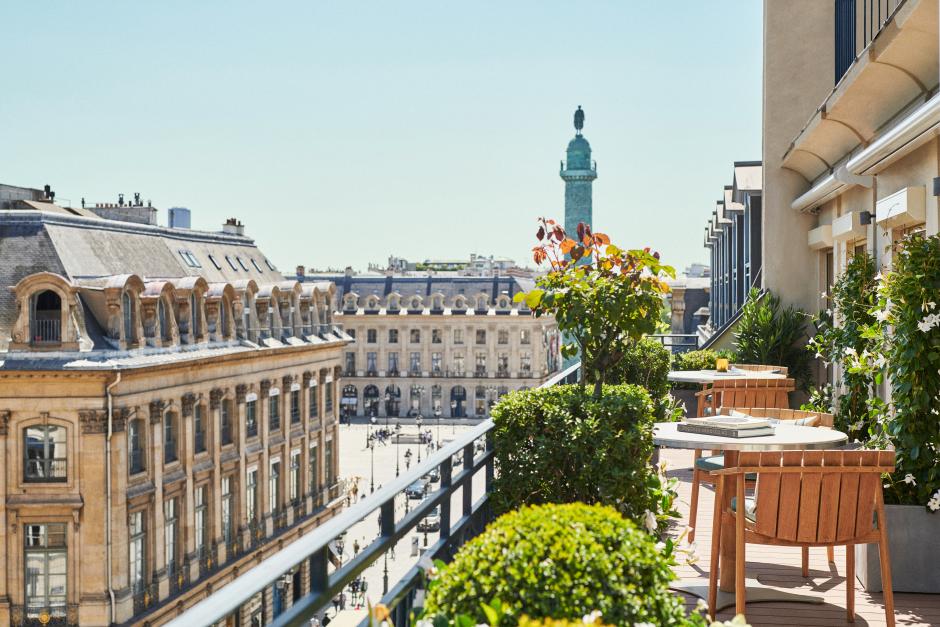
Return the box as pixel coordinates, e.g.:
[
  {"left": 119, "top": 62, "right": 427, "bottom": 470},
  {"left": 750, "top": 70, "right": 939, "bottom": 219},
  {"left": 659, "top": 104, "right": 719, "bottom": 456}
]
[
  {"left": 667, "top": 369, "right": 788, "bottom": 385},
  {"left": 654, "top": 421, "right": 849, "bottom": 610}
]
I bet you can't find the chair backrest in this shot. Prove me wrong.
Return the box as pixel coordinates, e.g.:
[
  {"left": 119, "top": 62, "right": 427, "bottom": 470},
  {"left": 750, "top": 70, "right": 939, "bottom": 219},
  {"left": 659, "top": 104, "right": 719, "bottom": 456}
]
[
  {"left": 705, "top": 377, "right": 795, "bottom": 413},
  {"left": 731, "top": 449, "right": 895, "bottom": 544},
  {"left": 731, "top": 364, "right": 789, "bottom": 376},
  {"left": 719, "top": 406, "right": 833, "bottom": 428}
]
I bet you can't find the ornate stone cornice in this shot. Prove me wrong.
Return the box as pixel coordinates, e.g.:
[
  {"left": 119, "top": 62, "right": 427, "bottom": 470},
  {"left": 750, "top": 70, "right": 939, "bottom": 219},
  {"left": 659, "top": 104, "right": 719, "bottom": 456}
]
[
  {"left": 235, "top": 384, "right": 248, "bottom": 404},
  {"left": 282, "top": 374, "right": 294, "bottom": 389},
  {"left": 210, "top": 388, "right": 224, "bottom": 410},
  {"left": 79, "top": 410, "right": 107, "bottom": 434},
  {"left": 260, "top": 379, "right": 272, "bottom": 397},
  {"left": 181, "top": 393, "right": 196, "bottom": 417},
  {"left": 302, "top": 371, "right": 313, "bottom": 387},
  {"left": 112, "top": 407, "right": 129, "bottom": 432},
  {"left": 149, "top": 400, "right": 165, "bottom": 424}
]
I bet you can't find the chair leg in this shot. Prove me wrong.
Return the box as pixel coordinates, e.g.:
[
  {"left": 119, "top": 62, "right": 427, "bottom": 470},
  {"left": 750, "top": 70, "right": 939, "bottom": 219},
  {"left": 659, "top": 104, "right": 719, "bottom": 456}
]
[
  {"left": 827, "top": 544, "right": 835, "bottom": 564},
  {"left": 735, "top": 475, "right": 746, "bottom": 617},
  {"left": 689, "top": 449, "right": 703, "bottom": 543},
  {"left": 846, "top": 543, "right": 855, "bottom": 623},
  {"left": 708, "top": 476, "right": 724, "bottom": 620},
  {"left": 877, "top": 501, "right": 896, "bottom": 627},
  {"left": 802, "top": 546, "right": 809, "bottom": 577}
]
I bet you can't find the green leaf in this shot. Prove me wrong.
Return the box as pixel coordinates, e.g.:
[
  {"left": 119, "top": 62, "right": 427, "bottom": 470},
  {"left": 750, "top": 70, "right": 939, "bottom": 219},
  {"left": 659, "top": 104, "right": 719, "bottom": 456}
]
[{"left": 524, "top": 289, "right": 544, "bottom": 309}]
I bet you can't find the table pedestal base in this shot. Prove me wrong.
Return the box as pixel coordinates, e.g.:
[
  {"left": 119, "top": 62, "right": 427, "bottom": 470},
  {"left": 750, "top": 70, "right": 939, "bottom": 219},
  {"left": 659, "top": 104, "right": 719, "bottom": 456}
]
[{"left": 671, "top": 577, "right": 824, "bottom": 611}]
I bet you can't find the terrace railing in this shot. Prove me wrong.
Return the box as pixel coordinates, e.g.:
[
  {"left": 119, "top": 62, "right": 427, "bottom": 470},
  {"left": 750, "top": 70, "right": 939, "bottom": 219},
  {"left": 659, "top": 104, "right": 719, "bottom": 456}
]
[
  {"left": 165, "top": 362, "right": 581, "bottom": 627},
  {"left": 835, "top": 0, "right": 904, "bottom": 83}
]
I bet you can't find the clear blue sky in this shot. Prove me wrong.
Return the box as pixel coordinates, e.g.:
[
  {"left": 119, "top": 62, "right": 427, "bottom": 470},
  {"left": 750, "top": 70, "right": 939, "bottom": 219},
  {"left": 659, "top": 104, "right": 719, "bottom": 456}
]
[{"left": 1, "top": 2, "right": 761, "bottom": 274}]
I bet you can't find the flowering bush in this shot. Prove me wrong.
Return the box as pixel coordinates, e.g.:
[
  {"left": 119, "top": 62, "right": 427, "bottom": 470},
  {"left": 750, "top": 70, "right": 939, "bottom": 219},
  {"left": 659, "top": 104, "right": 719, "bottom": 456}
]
[
  {"left": 518, "top": 218, "right": 674, "bottom": 398},
  {"left": 853, "top": 234, "right": 940, "bottom": 510},
  {"left": 807, "top": 253, "right": 879, "bottom": 440}
]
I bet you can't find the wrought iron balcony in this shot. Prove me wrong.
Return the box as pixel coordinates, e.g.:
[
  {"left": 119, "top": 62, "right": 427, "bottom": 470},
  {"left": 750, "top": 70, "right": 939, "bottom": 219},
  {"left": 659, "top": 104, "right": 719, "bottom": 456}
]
[
  {"left": 835, "top": 0, "right": 903, "bottom": 84},
  {"left": 31, "top": 317, "right": 61, "bottom": 344},
  {"left": 164, "top": 362, "right": 580, "bottom": 627}
]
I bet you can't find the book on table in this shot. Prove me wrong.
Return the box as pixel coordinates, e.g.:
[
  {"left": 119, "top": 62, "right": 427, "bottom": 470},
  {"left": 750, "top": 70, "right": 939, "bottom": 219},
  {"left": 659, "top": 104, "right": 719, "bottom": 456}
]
[
  {"left": 677, "top": 423, "right": 775, "bottom": 438},
  {"left": 679, "top": 414, "right": 775, "bottom": 438}
]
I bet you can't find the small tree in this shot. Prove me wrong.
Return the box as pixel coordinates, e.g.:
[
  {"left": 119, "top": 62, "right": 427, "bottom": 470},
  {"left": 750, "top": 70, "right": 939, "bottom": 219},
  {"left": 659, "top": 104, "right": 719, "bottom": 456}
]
[{"left": 517, "top": 218, "right": 674, "bottom": 398}]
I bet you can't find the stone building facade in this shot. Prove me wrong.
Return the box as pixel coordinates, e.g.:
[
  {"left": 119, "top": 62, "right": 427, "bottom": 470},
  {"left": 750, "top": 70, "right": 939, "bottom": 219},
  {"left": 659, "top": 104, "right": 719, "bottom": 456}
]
[
  {"left": 312, "top": 273, "right": 562, "bottom": 421},
  {"left": 0, "top": 191, "right": 348, "bottom": 626}
]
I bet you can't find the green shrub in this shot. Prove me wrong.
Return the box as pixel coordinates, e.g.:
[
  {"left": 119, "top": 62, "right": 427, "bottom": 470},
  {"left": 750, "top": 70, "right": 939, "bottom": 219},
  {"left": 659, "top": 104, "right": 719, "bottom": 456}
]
[
  {"left": 600, "top": 337, "right": 671, "bottom": 398},
  {"left": 673, "top": 349, "right": 721, "bottom": 371},
  {"left": 734, "top": 288, "right": 811, "bottom": 387},
  {"left": 490, "top": 384, "right": 676, "bottom": 530},
  {"left": 423, "top": 503, "right": 689, "bottom": 627}
]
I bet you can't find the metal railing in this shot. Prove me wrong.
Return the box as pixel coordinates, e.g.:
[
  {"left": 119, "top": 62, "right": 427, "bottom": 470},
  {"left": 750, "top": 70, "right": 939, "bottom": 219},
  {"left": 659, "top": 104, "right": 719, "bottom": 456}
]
[
  {"left": 835, "top": 0, "right": 903, "bottom": 84},
  {"left": 166, "top": 362, "right": 581, "bottom": 627},
  {"left": 650, "top": 333, "right": 699, "bottom": 354},
  {"left": 31, "top": 317, "right": 61, "bottom": 344}
]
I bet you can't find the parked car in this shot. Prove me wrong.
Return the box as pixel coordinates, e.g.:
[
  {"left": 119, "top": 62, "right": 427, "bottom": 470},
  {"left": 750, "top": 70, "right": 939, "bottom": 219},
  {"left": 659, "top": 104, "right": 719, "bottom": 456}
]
[
  {"left": 425, "top": 467, "right": 440, "bottom": 483},
  {"left": 417, "top": 506, "right": 441, "bottom": 532},
  {"left": 405, "top": 478, "right": 429, "bottom": 499}
]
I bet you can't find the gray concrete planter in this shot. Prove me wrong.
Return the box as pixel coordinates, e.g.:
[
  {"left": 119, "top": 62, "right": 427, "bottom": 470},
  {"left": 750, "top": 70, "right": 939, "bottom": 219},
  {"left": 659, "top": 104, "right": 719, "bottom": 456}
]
[{"left": 855, "top": 504, "right": 940, "bottom": 593}]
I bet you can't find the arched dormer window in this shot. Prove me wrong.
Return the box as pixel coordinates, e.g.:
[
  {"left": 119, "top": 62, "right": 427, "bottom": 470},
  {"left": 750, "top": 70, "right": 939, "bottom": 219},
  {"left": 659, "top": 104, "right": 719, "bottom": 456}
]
[
  {"left": 366, "top": 295, "right": 379, "bottom": 311},
  {"left": 475, "top": 294, "right": 488, "bottom": 312},
  {"left": 24, "top": 423, "right": 67, "bottom": 482},
  {"left": 219, "top": 298, "right": 229, "bottom": 340},
  {"left": 122, "top": 291, "right": 135, "bottom": 343},
  {"left": 387, "top": 293, "right": 401, "bottom": 312},
  {"left": 190, "top": 293, "right": 202, "bottom": 339},
  {"left": 158, "top": 298, "right": 171, "bottom": 342},
  {"left": 32, "top": 290, "right": 62, "bottom": 344},
  {"left": 409, "top": 295, "right": 422, "bottom": 311},
  {"left": 343, "top": 294, "right": 358, "bottom": 312},
  {"left": 430, "top": 293, "right": 444, "bottom": 311},
  {"left": 453, "top": 295, "right": 467, "bottom": 311},
  {"left": 496, "top": 294, "right": 511, "bottom": 312}
]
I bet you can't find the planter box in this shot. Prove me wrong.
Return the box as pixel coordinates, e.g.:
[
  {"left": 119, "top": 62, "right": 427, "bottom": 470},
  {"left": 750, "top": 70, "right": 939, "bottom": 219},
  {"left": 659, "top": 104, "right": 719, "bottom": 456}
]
[{"left": 855, "top": 504, "right": 940, "bottom": 593}]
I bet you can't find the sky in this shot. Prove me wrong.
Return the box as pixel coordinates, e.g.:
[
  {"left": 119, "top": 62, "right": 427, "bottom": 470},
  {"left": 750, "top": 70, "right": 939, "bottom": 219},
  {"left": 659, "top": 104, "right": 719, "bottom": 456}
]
[{"left": 1, "top": 2, "right": 762, "bottom": 275}]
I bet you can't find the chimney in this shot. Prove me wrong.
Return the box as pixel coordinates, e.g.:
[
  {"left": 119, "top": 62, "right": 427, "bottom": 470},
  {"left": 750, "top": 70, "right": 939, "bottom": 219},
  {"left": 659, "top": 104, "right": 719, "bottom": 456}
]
[
  {"left": 168, "top": 207, "right": 191, "bottom": 229},
  {"left": 222, "top": 217, "right": 245, "bottom": 236}
]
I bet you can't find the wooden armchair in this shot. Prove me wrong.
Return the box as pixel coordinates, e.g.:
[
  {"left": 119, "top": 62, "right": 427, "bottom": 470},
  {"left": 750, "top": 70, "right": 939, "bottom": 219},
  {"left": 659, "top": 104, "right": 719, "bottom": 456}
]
[{"left": 708, "top": 449, "right": 896, "bottom": 625}]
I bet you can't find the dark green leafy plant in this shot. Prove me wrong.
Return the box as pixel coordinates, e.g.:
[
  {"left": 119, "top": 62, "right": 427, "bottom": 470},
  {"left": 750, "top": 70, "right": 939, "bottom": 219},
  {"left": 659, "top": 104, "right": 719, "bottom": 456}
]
[
  {"left": 592, "top": 337, "right": 675, "bottom": 419},
  {"left": 517, "top": 218, "right": 674, "bottom": 398},
  {"left": 422, "top": 503, "right": 690, "bottom": 627},
  {"left": 672, "top": 349, "right": 723, "bottom": 372},
  {"left": 734, "top": 288, "right": 811, "bottom": 387},
  {"left": 490, "top": 384, "right": 678, "bottom": 531},
  {"left": 807, "top": 253, "right": 878, "bottom": 439}
]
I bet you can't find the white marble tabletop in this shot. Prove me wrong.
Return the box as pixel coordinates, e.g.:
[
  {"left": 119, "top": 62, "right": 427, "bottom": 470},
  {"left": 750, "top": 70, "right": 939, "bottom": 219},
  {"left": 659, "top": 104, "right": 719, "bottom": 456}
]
[
  {"left": 667, "top": 368, "right": 788, "bottom": 384},
  {"left": 653, "top": 421, "right": 848, "bottom": 452}
]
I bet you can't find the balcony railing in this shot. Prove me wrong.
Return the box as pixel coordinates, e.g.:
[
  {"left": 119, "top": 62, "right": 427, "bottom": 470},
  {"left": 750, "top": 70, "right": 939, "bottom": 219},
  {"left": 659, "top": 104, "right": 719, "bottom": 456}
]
[
  {"left": 650, "top": 333, "right": 699, "bottom": 354},
  {"left": 835, "top": 0, "right": 903, "bottom": 84},
  {"left": 165, "top": 362, "right": 581, "bottom": 627},
  {"left": 31, "top": 317, "right": 61, "bottom": 344}
]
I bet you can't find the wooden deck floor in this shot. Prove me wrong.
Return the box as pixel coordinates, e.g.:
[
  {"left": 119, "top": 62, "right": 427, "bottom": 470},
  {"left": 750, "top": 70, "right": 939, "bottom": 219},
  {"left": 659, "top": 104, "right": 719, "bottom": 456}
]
[{"left": 661, "top": 448, "right": 940, "bottom": 627}]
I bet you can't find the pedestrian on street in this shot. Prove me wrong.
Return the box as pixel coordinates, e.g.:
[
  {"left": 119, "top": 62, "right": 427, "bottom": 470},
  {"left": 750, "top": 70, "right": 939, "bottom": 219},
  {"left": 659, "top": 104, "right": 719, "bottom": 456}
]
[{"left": 353, "top": 539, "right": 360, "bottom": 556}]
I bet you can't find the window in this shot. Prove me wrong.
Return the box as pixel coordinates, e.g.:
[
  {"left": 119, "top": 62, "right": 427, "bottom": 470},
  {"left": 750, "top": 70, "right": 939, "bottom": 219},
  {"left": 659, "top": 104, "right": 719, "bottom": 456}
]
[
  {"left": 221, "top": 399, "right": 234, "bottom": 445},
  {"left": 24, "top": 424, "right": 67, "bottom": 482},
  {"left": 498, "top": 353, "right": 509, "bottom": 375},
  {"left": 432, "top": 384, "right": 442, "bottom": 410},
  {"left": 164, "top": 498, "right": 179, "bottom": 579},
  {"left": 221, "top": 477, "right": 233, "bottom": 544},
  {"left": 128, "top": 512, "right": 147, "bottom": 594},
  {"left": 158, "top": 298, "right": 171, "bottom": 342},
  {"left": 236, "top": 256, "right": 249, "bottom": 271},
  {"left": 251, "top": 258, "right": 262, "bottom": 272},
  {"left": 410, "top": 352, "right": 421, "bottom": 373},
  {"left": 453, "top": 352, "right": 465, "bottom": 375},
  {"left": 325, "top": 382, "right": 333, "bottom": 413},
  {"left": 290, "top": 450, "right": 301, "bottom": 503},
  {"left": 246, "top": 399, "right": 258, "bottom": 438},
  {"left": 190, "top": 293, "right": 202, "bottom": 338},
  {"left": 521, "top": 352, "right": 532, "bottom": 374},
  {"left": 324, "top": 440, "right": 334, "bottom": 486},
  {"left": 31, "top": 290, "right": 62, "bottom": 344},
  {"left": 454, "top": 329, "right": 463, "bottom": 344},
  {"left": 388, "top": 352, "right": 399, "bottom": 374},
  {"left": 498, "top": 329, "right": 509, "bottom": 345},
  {"left": 269, "top": 460, "right": 281, "bottom": 512},
  {"left": 388, "top": 329, "right": 398, "bottom": 343},
  {"left": 290, "top": 390, "right": 300, "bottom": 424},
  {"left": 25, "top": 523, "right": 67, "bottom": 621},
  {"left": 225, "top": 255, "right": 239, "bottom": 271},
  {"left": 520, "top": 329, "right": 531, "bottom": 345},
  {"left": 178, "top": 250, "right": 201, "bottom": 268},
  {"left": 164, "top": 412, "right": 178, "bottom": 463},
  {"left": 432, "top": 329, "right": 442, "bottom": 344},
  {"left": 475, "top": 329, "right": 486, "bottom": 344},
  {"left": 410, "top": 329, "right": 420, "bottom": 343},
  {"left": 431, "top": 352, "right": 442, "bottom": 374},
  {"left": 345, "top": 352, "right": 356, "bottom": 375},
  {"left": 366, "top": 329, "right": 377, "bottom": 343},
  {"left": 194, "top": 404, "right": 206, "bottom": 454},
  {"left": 246, "top": 468, "right": 258, "bottom": 522},
  {"left": 208, "top": 254, "right": 223, "bottom": 270},
  {"left": 128, "top": 418, "right": 145, "bottom": 474},
  {"left": 475, "top": 352, "right": 486, "bottom": 375},
  {"left": 308, "top": 444, "right": 319, "bottom": 494},
  {"left": 122, "top": 290, "right": 134, "bottom": 343},
  {"left": 366, "top": 352, "right": 377, "bottom": 373},
  {"left": 194, "top": 485, "right": 208, "bottom": 551},
  {"left": 268, "top": 394, "right": 281, "bottom": 432},
  {"left": 264, "top": 258, "right": 277, "bottom": 271},
  {"left": 308, "top": 386, "right": 318, "bottom": 419}
]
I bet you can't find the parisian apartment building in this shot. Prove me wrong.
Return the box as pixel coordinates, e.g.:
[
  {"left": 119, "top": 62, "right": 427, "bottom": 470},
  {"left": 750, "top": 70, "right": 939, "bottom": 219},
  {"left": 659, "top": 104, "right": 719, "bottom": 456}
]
[
  {"left": 300, "top": 269, "right": 563, "bottom": 421},
  {"left": 0, "top": 184, "right": 349, "bottom": 627}
]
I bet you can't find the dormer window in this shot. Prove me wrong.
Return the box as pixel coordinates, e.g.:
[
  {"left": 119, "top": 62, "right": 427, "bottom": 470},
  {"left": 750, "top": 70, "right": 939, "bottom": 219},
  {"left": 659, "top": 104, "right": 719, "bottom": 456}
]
[
  {"left": 31, "top": 290, "right": 62, "bottom": 345},
  {"left": 158, "top": 298, "right": 171, "bottom": 342},
  {"left": 264, "top": 258, "right": 277, "bottom": 271},
  {"left": 225, "top": 256, "right": 239, "bottom": 271},
  {"left": 344, "top": 295, "right": 357, "bottom": 312},
  {"left": 122, "top": 291, "right": 135, "bottom": 344},
  {"left": 236, "top": 257, "right": 249, "bottom": 271},
  {"left": 190, "top": 293, "right": 202, "bottom": 339},
  {"left": 208, "top": 255, "right": 223, "bottom": 270},
  {"left": 178, "top": 250, "right": 201, "bottom": 268},
  {"left": 251, "top": 259, "right": 262, "bottom": 272}
]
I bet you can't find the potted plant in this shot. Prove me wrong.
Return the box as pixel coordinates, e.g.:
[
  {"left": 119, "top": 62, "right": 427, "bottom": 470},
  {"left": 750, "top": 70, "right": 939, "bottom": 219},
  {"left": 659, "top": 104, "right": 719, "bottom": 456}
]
[{"left": 830, "top": 235, "right": 940, "bottom": 592}]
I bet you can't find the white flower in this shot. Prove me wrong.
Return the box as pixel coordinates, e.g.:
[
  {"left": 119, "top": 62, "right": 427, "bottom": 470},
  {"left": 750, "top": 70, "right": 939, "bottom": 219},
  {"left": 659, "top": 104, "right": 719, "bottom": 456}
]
[
  {"left": 903, "top": 473, "right": 916, "bottom": 486},
  {"left": 928, "top": 301, "right": 937, "bottom": 311},
  {"left": 643, "top": 509, "right": 657, "bottom": 533},
  {"left": 695, "top": 598, "right": 709, "bottom": 612},
  {"left": 928, "top": 498, "right": 940, "bottom": 512},
  {"left": 844, "top": 347, "right": 857, "bottom": 356},
  {"left": 582, "top": 610, "right": 603, "bottom": 624},
  {"left": 875, "top": 308, "right": 891, "bottom": 323},
  {"left": 821, "top": 291, "right": 828, "bottom": 299}
]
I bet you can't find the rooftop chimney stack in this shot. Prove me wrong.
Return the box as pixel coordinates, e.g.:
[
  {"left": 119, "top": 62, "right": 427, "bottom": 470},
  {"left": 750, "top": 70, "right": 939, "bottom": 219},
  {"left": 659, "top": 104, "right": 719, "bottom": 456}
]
[{"left": 222, "top": 217, "right": 245, "bottom": 236}]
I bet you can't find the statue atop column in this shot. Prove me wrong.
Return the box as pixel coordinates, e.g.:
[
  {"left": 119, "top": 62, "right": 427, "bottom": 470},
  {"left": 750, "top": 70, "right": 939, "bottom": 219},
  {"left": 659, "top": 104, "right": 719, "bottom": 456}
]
[{"left": 573, "top": 105, "right": 585, "bottom": 135}]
